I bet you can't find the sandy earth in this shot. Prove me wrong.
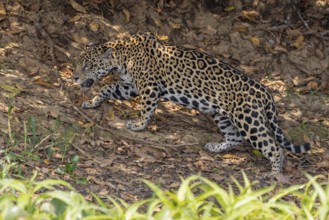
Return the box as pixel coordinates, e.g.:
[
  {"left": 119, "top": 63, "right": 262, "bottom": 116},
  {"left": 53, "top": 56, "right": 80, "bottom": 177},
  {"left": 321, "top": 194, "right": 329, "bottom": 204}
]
[{"left": 0, "top": 0, "right": 328, "bottom": 202}]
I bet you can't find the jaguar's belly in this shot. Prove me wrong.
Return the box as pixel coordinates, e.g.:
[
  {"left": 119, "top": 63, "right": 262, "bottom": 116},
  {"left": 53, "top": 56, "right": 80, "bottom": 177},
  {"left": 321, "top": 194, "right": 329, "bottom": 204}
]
[{"left": 162, "top": 93, "right": 215, "bottom": 114}]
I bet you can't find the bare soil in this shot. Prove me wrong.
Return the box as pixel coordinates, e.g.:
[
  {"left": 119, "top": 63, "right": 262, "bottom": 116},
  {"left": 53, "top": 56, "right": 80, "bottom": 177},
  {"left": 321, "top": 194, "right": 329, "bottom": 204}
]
[{"left": 0, "top": 0, "right": 328, "bottom": 202}]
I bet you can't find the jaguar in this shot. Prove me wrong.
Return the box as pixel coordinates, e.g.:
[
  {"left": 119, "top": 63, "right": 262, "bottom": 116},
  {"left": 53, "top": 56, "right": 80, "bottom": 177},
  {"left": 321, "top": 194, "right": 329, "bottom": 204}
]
[{"left": 73, "top": 33, "right": 310, "bottom": 177}]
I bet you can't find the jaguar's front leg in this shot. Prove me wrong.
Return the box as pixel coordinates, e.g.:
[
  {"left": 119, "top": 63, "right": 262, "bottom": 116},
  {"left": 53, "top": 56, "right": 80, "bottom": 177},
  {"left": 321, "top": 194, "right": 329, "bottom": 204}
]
[
  {"left": 126, "top": 86, "right": 160, "bottom": 131},
  {"left": 82, "top": 81, "right": 138, "bottom": 109}
]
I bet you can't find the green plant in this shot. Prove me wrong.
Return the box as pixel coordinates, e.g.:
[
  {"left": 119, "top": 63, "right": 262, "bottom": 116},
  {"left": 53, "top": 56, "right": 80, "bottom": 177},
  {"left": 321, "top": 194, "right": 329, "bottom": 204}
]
[
  {"left": 0, "top": 165, "right": 329, "bottom": 220},
  {"left": 3, "top": 107, "right": 77, "bottom": 173},
  {"left": 65, "top": 155, "right": 80, "bottom": 175},
  {"left": 7, "top": 105, "right": 14, "bottom": 145},
  {"left": 27, "top": 116, "right": 39, "bottom": 146},
  {"left": 295, "top": 174, "right": 329, "bottom": 219}
]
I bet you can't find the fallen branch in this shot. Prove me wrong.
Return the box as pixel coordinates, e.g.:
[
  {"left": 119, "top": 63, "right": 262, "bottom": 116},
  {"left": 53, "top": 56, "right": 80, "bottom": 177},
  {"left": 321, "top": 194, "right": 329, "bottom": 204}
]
[{"left": 70, "top": 103, "right": 199, "bottom": 148}]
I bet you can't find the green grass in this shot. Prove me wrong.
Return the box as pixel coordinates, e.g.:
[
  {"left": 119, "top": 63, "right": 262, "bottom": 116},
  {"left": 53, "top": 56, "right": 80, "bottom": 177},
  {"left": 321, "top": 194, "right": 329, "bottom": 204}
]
[
  {"left": 1, "top": 105, "right": 78, "bottom": 177},
  {"left": 0, "top": 161, "right": 328, "bottom": 219}
]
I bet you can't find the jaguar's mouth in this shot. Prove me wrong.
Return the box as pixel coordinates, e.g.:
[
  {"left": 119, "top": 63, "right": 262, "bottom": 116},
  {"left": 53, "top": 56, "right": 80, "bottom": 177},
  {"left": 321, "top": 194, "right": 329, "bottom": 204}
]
[{"left": 80, "top": 78, "right": 94, "bottom": 88}]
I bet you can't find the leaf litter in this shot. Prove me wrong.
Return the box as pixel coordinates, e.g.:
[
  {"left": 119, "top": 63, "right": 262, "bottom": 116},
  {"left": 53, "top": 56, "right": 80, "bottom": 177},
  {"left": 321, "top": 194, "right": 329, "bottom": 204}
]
[{"left": 0, "top": 0, "right": 328, "bottom": 203}]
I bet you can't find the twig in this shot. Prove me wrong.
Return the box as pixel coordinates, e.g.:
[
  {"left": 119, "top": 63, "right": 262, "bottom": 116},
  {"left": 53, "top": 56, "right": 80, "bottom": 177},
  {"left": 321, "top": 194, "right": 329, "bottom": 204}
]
[
  {"left": 54, "top": 45, "right": 71, "bottom": 58},
  {"left": 293, "top": 5, "right": 311, "bottom": 31},
  {"left": 33, "top": 134, "right": 57, "bottom": 151},
  {"left": 71, "top": 143, "right": 103, "bottom": 164},
  {"left": 70, "top": 104, "right": 199, "bottom": 148}
]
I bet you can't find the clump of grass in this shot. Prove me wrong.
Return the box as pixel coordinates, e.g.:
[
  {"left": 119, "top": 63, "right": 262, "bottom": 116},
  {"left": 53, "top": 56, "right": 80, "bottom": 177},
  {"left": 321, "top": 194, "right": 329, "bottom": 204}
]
[{"left": 2, "top": 105, "right": 78, "bottom": 177}]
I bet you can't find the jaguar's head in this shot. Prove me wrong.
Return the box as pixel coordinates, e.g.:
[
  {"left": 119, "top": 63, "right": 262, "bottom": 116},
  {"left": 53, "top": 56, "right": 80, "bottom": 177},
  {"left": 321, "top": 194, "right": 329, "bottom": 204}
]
[{"left": 73, "top": 44, "right": 118, "bottom": 88}]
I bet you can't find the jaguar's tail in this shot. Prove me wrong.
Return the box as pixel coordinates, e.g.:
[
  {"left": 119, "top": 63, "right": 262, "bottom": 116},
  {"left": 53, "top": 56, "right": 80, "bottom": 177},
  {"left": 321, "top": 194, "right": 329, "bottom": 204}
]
[{"left": 265, "top": 102, "right": 311, "bottom": 153}]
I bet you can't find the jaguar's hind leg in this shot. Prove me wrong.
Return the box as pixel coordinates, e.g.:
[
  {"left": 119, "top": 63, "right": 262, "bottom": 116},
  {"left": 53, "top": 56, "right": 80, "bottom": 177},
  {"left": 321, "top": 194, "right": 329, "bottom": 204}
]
[
  {"left": 205, "top": 114, "right": 243, "bottom": 152},
  {"left": 233, "top": 108, "right": 284, "bottom": 177}
]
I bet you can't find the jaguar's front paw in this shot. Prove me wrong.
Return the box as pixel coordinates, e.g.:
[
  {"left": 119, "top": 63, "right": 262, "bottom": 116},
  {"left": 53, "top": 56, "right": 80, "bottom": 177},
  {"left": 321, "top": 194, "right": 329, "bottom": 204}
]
[
  {"left": 126, "top": 120, "right": 147, "bottom": 131},
  {"left": 82, "top": 100, "right": 98, "bottom": 109}
]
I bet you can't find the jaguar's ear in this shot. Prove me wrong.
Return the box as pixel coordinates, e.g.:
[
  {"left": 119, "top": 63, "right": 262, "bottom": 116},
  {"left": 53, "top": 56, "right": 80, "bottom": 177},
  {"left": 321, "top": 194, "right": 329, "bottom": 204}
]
[{"left": 101, "top": 48, "right": 113, "bottom": 62}]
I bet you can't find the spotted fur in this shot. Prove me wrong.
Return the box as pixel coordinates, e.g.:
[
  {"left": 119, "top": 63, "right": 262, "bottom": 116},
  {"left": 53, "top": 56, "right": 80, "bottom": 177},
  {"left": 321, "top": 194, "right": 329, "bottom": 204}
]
[{"left": 73, "top": 33, "right": 310, "bottom": 177}]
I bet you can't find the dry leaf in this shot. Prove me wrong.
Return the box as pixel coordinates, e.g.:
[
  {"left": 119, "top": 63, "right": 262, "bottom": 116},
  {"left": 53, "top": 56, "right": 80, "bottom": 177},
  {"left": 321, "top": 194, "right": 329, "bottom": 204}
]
[
  {"left": 291, "top": 35, "right": 304, "bottom": 49},
  {"left": 303, "top": 134, "right": 311, "bottom": 144},
  {"left": 134, "top": 148, "right": 156, "bottom": 163},
  {"left": 99, "top": 154, "right": 117, "bottom": 168},
  {"left": 307, "top": 81, "right": 318, "bottom": 90},
  {"left": 82, "top": 122, "right": 94, "bottom": 129},
  {"left": 122, "top": 8, "right": 130, "bottom": 22},
  {"left": 53, "top": 153, "right": 63, "bottom": 159},
  {"left": 69, "top": 15, "right": 81, "bottom": 22},
  {"left": 316, "top": 160, "right": 329, "bottom": 168},
  {"left": 169, "top": 181, "right": 181, "bottom": 188},
  {"left": 315, "top": 48, "right": 325, "bottom": 59},
  {"left": 0, "top": 84, "right": 23, "bottom": 98},
  {"left": 157, "top": 35, "right": 169, "bottom": 41},
  {"left": 223, "top": 153, "right": 236, "bottom": 159},
  {"left": 288, "top": 29, "right": 302, "bottom": 38},
  {"left": 240, "top": 65, "right": 257, "bottom": 75},
  {"left": 319, "top": 80, "right": 329, "bottom": 91},
  {"left": 33, "top": 78, "right": 53, "bottom": 88},
  {"left": 89, "top": 22, "right": 99, "bottom": 32},
  {"left": 315, "top": 0, "right": 329, "bottom": 7},
  {"left": 240, "top": 10, "right": 259, "bottom": 21},
  {"left": 264, "top": 43, "right": 274, "bottom": 53},
  {"left": 273, "top": 45, "right": 288, "bottom": 53},
  {"left": 69, "top": 0, "right": 87, "bottom": 13},
  {"left": 0, "top": 2, "right": 6, "bottom": 21},
  {"left": 194, "top": 160, "right": 206, "bottom": 170},
  {"left": 99, "top": 188, "right": 109, "bottom": 195},
  {"left": 168, "top": 20, "right": 181, "bottom": 29},
  {"left": 107, "top": 109, "right": 115, "bottom": 121},
  {"left": 234, "top": 26, "right": 248, "bottom": 32},
  {"left": 0, "top": 84, "right": 22, "bottom": 93},
  {"left": 250, "top": 37, "right": 260, "bottom": 46},
  {"left": 292, "top": 76, "right": 314, "bottom": 87},
  {"left": 199, "top": 150, "right": 214, "bottom": 161},
  {"left": 210, "top": 174, "right": 225, "bottom": 182},
  {"left": 49, "top": 108, "right": 60, "bottom": 118},
  {"left": 275, "top": 173, "right": 292, "bottom": 184},
  {"left": 224, "top": 6, "right": 235, "bottom": 12}
]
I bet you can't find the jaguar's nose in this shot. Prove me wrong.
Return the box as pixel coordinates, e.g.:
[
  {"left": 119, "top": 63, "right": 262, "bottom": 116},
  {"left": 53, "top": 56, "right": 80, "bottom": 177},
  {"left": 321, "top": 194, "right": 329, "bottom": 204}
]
[{"left": 73, "top": 76, "right": 79, "bottom": 82}]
